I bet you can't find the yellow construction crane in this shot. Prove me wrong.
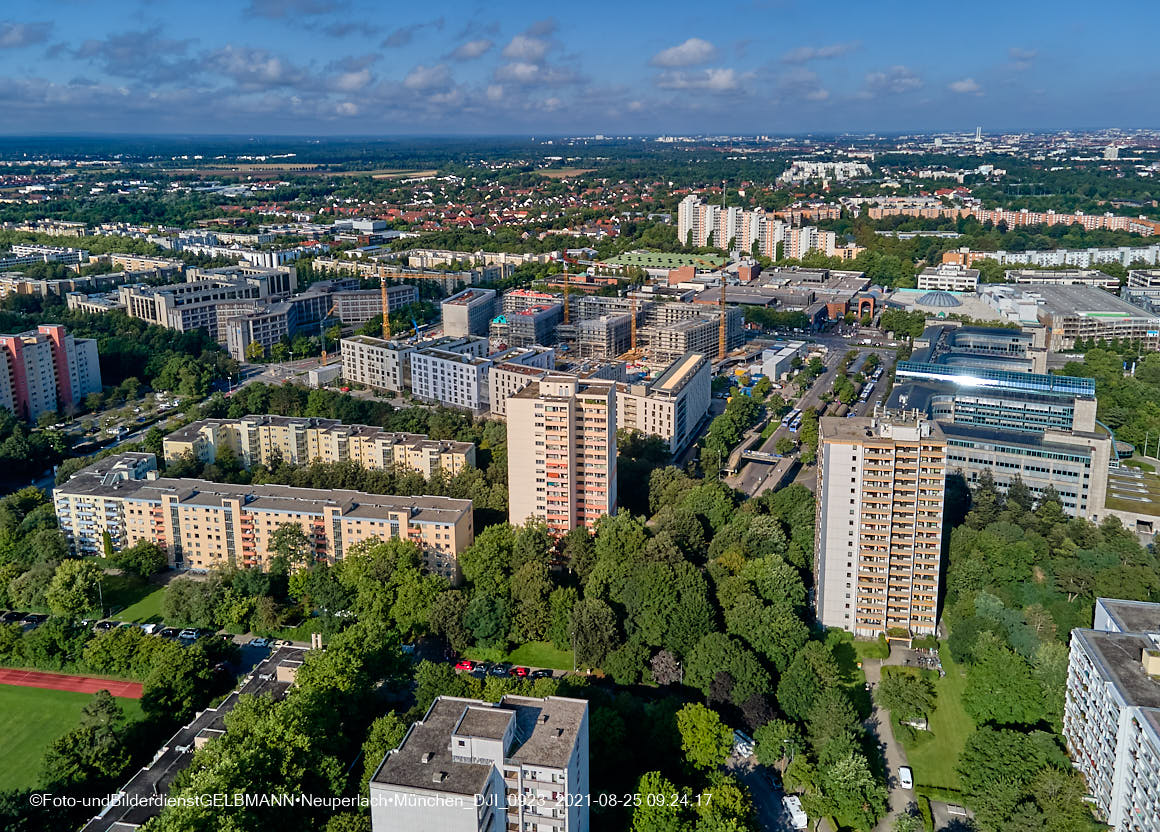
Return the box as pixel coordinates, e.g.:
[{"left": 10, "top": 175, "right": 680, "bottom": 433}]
[{"left": 381, "top": 276, "right": 391, "bottom": 340}]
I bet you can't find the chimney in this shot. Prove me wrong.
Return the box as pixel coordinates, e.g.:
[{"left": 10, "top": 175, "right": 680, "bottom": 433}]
[
  {"left": 432, "top": 771, "right": 447, "bottom": 783},
  {"left": 1144, "top": 647, "right": 1160, "bottom": 678}
]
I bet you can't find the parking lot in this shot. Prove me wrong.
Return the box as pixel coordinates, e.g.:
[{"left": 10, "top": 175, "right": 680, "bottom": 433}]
[{"left": 452, "top": 659, "right": 557, "bottom": 681}]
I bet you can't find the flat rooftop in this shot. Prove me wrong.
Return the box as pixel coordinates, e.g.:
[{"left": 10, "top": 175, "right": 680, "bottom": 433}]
[
  {"left": 652, "top": 352, "right": 706, "bottom": 394},
  {"left": 1099, "top": 598, "right": 1160, "bottom": 635},
  {"left": 444, "top": 288, "right": 494, "bottom": 305},
  {"left": 1001, "top": 284, "right": 1160, "bottom": 319},
  {"left": 56, "top": 454, "right": 471, "bottom": 523},
  {"left": 372, "top": 696, "right": 587, "bottom": 795},
  {"left": 606, "top": 250, "right": 728, "bottom": 269},
  {"left": 1074, "top": 629, "right": 1160, "bottom": 711}
]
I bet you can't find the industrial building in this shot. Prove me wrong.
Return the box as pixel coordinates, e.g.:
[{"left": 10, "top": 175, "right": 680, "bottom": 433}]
[
  {"left": 1064, "top": 598, "right": 1160, "bottom": 832},
  {"left": 53, "top": 453, "right": 474, "bottom": 582},
  {"left": 815, "top": 413, "right": 946, "bottom": 640}
]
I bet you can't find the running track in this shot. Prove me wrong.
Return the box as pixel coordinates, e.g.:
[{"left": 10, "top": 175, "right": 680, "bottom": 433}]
[{"left": 0, "top": 668, "right": 143, "bottom": 698}]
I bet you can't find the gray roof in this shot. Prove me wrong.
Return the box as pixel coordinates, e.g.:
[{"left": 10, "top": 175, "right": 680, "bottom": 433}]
[
  {"left": 1098, "top": 598, "right": 1160, "bottom": 635},
  {"left": 1074, "top": 629, "right": 1160, "bottom": 711},
  {"left": 917, "top": 290, "right": 962, "bottom": 308}
]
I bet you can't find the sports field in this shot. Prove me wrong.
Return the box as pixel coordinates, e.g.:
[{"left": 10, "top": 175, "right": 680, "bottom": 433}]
[
  {"left": 0, "top": 667, "right": 143, "bottom": 698},
  {"left": 0, "top": 684, "right": 143, "bottom": 791}
]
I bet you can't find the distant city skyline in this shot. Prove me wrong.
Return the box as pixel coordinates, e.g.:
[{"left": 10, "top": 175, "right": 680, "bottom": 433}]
[{"left": 0, "top": 0, "right": 1159, "bottom": 135}]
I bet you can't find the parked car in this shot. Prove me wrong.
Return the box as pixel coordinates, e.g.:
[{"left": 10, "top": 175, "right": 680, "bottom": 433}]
[
  {"left": 21, "top": 613, "right": 47, "bottom": 629},
  {"left": 94, "top": 620, "right": 118, "bottom": 631},
  {"left": 455, "top": 660, "right": 476, "bottom": 672},
  {"left": 490, "top": 662, "right": 513, "bottom": 677},
  {"left": 158, "top": 628, "right": 179, "bottom": 639},
  {"left": 1, "top": 611, "right": 28, "bottom": 623},
  {"left": 178, "top": 628, "right": 199, "bottom": 641},
  {"left": 512, "top": 666, "right": 529, "bottom": 678},
  {"left": 898, "top": 766, "right": 914, "bottom": 790},
  {"left": 529, "top": 668, "right": 553, "bottom": 679},
  {"left": 249, "top": 637, "right": 270, "bottom": 648},
  {"left": 472, "top": 662, "right": 494, "bottom": 679}
]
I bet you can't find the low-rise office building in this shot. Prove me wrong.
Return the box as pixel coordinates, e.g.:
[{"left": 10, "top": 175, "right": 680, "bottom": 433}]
[
  {"left": 369, "top": 695, "right": 590, "bottom": 832},
  {"left": 163, "top": 415, "right": 476, "bottom": 478},
  {"left": 442, "top": 288, "right": 497, "bottom": 337},
  {"left": 1064, "top": 598, "right": 1160, "bottom": 832},
  {"left": 331, "top": 284, "right": 419, "bottom": 325},
  {"left": 761, "top": 341, "right": 808, "bottom": 380},
  {"left": 1004, "top": 269, "right": 1121, "bottom": 289},
  {"left": 54, "top": 452, "right": 474, "bottom": 582},
  {"left": 616, "top": 352, "right": 710, "bottom": 454},
  {"left": 917, "top": 264, "right": 979, "bottom": 292}
]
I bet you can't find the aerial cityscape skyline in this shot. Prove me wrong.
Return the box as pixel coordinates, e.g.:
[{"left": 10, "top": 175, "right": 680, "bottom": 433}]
[{"left": 1, "top": 0, "right": 1159, "bottom": 134}]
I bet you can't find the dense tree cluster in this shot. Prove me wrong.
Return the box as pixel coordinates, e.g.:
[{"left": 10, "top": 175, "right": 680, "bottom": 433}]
[{"left": 937, "top": 473, "right": 1154, "bottom": 831}]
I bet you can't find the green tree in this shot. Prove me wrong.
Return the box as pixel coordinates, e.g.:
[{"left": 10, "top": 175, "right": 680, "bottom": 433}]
[
  {"left": 41, "top": 690, "right": 129, "bottom": 789},
  {"left": 571, "top": 597, "right": 619, "bottom": 667},
  {"left": 112, "top": 539, "right": 168, "bottom": 578},
  {"left": 676, "top": 702, "right": 733, "bottom": 771},
  {"left": 631, "top": 771, "right": 690, "bottom": 832},
  {"left": 361, "top": 712, "right": 407, "bottom": 792},
  {"left": 45, "top": 558, "right": 103, "bottom": 619},
  {"left": 269, "top": 522, "right": 314, "bottom": 566},
  {"left": 875, "top": 671, "right": 935, "bottom": 722}
]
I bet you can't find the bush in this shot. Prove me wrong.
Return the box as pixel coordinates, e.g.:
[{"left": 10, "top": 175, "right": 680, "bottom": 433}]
[{"left": 917, "top": 795, "right": 934, "bottom": 832}]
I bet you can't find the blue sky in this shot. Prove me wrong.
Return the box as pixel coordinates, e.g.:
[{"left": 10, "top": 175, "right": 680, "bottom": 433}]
[{"left": 1, "top": 0, "right": 1158, "bottom": 135}]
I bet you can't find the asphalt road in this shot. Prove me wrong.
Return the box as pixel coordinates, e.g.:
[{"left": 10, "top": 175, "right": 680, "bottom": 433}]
[{"left": 732, "top": 343, "right": 894, "bottom": 496}]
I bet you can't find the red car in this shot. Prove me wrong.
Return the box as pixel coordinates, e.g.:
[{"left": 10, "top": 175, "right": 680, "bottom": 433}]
[
  {"left": 512, "top": 666, "right": 530, "bottom": 678},
  {"left": 455, "top": 660, "right": 475, "bottom": 672}
]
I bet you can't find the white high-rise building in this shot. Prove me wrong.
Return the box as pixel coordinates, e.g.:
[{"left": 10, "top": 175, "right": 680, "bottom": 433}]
[
  {"left": 815, "top": 413, "right": 946, "bottom": 638},
  {"left": 0, "top": 324, "right": 102, "bottom": 420},
  {"left": 1064, "top": 598, "right": 1160, "bottom": 832}
]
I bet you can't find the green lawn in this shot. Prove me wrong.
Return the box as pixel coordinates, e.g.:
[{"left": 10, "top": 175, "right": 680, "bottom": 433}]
[
  {"left": 0, "top": 684, "right": 143, "bottom": 791},
  {"left": 97, "top": 574, "right": 166, "bottom": 623},
  {"left": 897, "top": 643, "right": 973, "bottom": 791},
  {"left": 464, "top": 641, "right": 576, "bottom": 671}
]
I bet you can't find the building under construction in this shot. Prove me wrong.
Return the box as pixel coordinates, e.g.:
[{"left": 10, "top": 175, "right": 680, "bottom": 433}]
[
  {"left": 557, "top": 313, "right": 633, "bottom": 359},
  {"left": 638, "top": 306, "right": 744, "bottom": 363},
  {"left": 490, "top": 303, "right": 562, "bottom": 348}
]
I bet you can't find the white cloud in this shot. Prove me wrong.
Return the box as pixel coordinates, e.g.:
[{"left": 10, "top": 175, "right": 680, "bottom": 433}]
[
  {"left": 649, "top": 38, "right": 717, "bottom": 68},
  {"left": 450, "top": 38, "right": 493, "bottom": 60},
  {"left": 862, "top": 65, "right": 922, "bottom": 96},
  {"left": 656, "top": 68, "right": 744, "bottom": 92},
  {"left": 1009, "top": 47, "right": 1037, "bottom": 71},
  {"left": 949, "top": 77, "right": 982, "bottom": 94},
  {"left": 781, "top": 42, "right": 856, "bottom": 64},
  {"left": 403, "top": 63, "right": 452, "bottom": 92},
  {"left": 502, "top": 34, "right": 549, "bottom": 62},
  {"left": 332, "top": 69, "right": 371, "bottom": 92},
  {"left": 0, "top": 21, "right": 52, "bottom": 49},
  {"left": 208, "top": 45, "right": 305, "bottom": 89},
  {"left": 494, "top": 62, "right": 577, "bottom": 86}
]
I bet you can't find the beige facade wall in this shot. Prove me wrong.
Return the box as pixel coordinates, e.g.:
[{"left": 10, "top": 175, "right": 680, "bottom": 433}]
[{"left": 508, "top": 378, "right": 616, "bottom": 534}]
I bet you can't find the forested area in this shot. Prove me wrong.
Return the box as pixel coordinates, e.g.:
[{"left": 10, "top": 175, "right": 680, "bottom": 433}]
[{"left": 915, "top": 473, "right": 1160, "bottom": 831}]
